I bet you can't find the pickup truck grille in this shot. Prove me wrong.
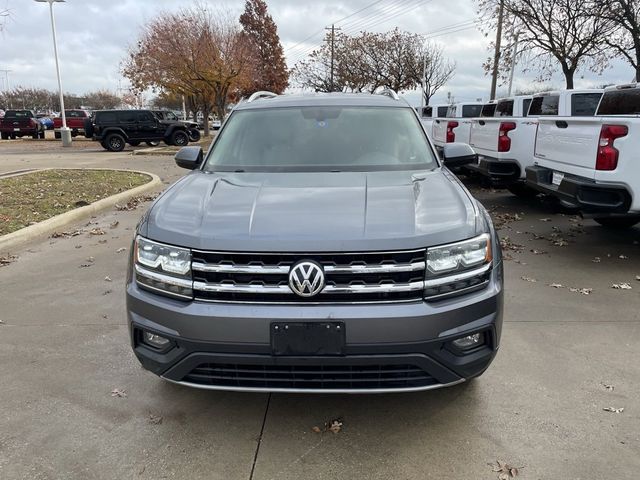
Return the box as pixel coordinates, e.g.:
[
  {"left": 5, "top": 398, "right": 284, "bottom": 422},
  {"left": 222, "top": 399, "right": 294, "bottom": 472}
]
[{"left": 191, "top": 249, "right": 426, "bottom": 304}]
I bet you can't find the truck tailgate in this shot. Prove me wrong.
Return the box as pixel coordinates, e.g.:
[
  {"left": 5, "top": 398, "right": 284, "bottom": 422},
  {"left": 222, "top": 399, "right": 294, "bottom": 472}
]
[
  {"left": 469, "top": 119, "right": 500, "bottom": 152},
  {"left": 432, "top": 118, "right": 447, "bottom": 144},
  {"left": 534, "top": 117, "right": 603, "bottom": 179}
]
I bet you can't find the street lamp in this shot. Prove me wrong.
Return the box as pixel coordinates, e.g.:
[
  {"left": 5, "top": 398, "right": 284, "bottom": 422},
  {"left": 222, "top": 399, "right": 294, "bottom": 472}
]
[{"left": 35, "top": 0, "right": 71, "bottom": 146}]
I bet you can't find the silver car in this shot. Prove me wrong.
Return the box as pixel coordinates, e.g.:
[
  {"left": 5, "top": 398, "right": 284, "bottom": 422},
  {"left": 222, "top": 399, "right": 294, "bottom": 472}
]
[{"left": 127, "top": 90, "right": 504, "bottom": 393}]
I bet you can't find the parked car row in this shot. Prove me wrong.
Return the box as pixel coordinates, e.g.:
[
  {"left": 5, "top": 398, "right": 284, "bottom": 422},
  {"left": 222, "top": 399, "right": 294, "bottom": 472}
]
[
  {"left": 0, "top": 110, "right": 45, "bottom": 139},
  {"left": 420, "top": 84, "right": 640, "bottom": 228}
]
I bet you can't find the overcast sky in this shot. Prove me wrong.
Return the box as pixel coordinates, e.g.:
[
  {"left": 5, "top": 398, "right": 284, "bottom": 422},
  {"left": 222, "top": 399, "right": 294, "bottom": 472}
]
[{"left": 0, "top": 0, "right": 635, "bottom": 106}]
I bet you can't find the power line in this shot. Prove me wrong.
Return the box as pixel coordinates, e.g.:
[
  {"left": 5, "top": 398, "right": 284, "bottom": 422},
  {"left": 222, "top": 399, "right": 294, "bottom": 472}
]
[{"left": 287, "top": 0, "right": 428, "bottom": 65}]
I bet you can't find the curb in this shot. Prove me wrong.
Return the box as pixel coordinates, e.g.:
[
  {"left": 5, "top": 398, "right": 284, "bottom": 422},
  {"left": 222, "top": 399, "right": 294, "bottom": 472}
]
[
  {"left": 0, "top": 169, "right": 163, "bottom": 254},
  {"left": 132, "top": 147, "right": 174, "bottom": 156}
]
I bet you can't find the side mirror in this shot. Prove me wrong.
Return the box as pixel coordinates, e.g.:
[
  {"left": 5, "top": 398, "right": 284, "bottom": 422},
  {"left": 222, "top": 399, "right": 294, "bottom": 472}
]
[
  {"left": 175, "top": 146, "right": 203, "bottom": 170},
  {"left": 442, "top": 143, "right": 477, "bottom": 168}
]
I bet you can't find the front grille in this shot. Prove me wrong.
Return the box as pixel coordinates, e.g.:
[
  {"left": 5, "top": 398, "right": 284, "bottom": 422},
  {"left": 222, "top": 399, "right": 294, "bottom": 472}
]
[
  {"left": 191, "top": 249, "right": 426, "bottom": 304},
  {"left": 183, "top": 362, "right": 437, "bottom": 390}
]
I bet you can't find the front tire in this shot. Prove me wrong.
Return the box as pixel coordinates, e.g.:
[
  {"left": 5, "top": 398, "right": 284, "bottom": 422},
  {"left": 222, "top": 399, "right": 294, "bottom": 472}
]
[
  {"left": 188, "top": 128, "right": 201, "bottom": 142},
  {"left": 594, "top": 217, "right": 640, "bottom": 229},
  {"left": 170, "top": 130, "right": 189, "bottom": 147},
  {"left": 104, "top": 133, "right": 126, "bottom": 152}
]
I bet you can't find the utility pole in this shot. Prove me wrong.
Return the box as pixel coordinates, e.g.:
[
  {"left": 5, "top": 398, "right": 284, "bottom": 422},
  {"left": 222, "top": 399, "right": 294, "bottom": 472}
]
[
  {"left": 507, "top": 30, "right": 520, "bottom": 97},
  {"left": 0, "top": 69, "right": 10, "bottom": 92},
  {"left": 490, "top": 0, "right": 504, "bottom": 100},
  {"left": 325, "top": 24, "right": 341, "bottom": 92}
]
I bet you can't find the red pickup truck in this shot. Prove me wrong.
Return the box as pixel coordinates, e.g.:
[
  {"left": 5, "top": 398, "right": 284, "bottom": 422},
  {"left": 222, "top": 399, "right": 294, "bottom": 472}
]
[
  {"left": 53, "top": 109, "right": 91, "bottom": 138},
  {"left": 0, "top": 110, "right": 45, "bottom": 139}
]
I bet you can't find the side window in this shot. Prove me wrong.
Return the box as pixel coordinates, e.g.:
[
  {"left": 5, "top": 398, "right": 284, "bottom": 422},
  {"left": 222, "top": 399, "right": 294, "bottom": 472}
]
[
  {"left": 597, "top": 89, "right": 640, "bottom": 115},
  {"left": 422, "top": 106, "right": 433, "bottom": 118},
  {"left": 446, "top": 106, "right": 456, "bottom": 117},
  {"left": 98, "top": 112, "right": 117, "bottom": 123},
  {"left": 571, "top": 93, "right": 603, "bottom": 116},
  {"left": 437, "top": 106, "right": 448, "bottom": 117},
  {"left": 522, "top": 99, "right": 532, "bottom": 117},
  {"left": 462, "top": 104, "right": 483, "bottom": 117},
  {"left": 118, "top": 111, "right": 137, "bottom": 123},
  {"left": 137, "top": 111, "right": 155, "bottom": 123},
  {"left": 529, "top": 96, "right": 559, "bottom": 115},
  {"left": 480, "top": 103, "right": 497, "bottom": 117},
  {"left": 495, "top": 100, "right": 514, "bottom": 117}
]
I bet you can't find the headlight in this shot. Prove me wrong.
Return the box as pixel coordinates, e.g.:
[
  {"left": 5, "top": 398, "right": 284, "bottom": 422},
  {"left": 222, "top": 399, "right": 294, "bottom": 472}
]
[
  {"left": 134, "top": 236, "right": 193, "bottom": 299},
  {"left": 426, "top": 233, "right": 492, "bottom": 276},
  {"left": 424, "top": 234, "right": 493, "bottom": 301}
]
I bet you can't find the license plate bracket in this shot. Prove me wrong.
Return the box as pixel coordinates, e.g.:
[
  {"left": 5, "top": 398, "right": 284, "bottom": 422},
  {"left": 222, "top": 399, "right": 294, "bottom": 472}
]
[
  {"left": 271, "top": 322, "right": 345, "bottom": 356},
  {"left": 552, "top": 171, "right": 564, "bottom": 186}
]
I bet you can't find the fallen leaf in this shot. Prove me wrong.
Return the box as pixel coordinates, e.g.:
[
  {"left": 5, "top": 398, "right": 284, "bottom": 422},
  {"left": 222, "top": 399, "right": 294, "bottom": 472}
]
[
  {"left": 51, "top": 229, "right": 83, "bottom": 239},
  {"left": 116, "top": 247, "right": 127, "bottom": 253},
  {"left": 0, "top": 254, "right": 18, "bottom": 267},
  {"left": 540, "top": 218, "right": 551, "bottom": 222},
  {"left": 489, "top": 460, "right": 522, "bottom": 479},
  {"left": 603, "top": 407, "right": 624, "bottom": 413},
  {"left": 592, "top": 257, "right": 601, "bottom": 263},
  {"left": 86, "top": 256, "right": 95, "bottom": 263},
  {"left": 601, "top": 383, "right": 614, "bottom": 392},
  {"left": 549, "top": 283, "right": 564, "bottom": 288},
  {"left": 111, "top": 388, "right": 127, "bottom": 398},
  {"left": 530, "top": 249, "right": 548, "bottom": 255},
  {"left": 311, "top": 426, "right": 322, "bottom": 433},
  {"left": 611, "top": 283, "right": 632, "bottom": 290},
  {"left": 569, "top": 287, "right": 593, "bottom": 295},
  {"left": 619, "top": 255, "right": 628, "bottom": 259},
  {"left": 110, "top": 221, "right": 120, "bottom": 229},
  {"left": 104, "top": 276, "right": 112, "bottom": 282},
  {"left": 89, "top": 227, "right": 106, "bottom": 236},
  {"left": 102, "top": 290, "right": 112, "bottom": 296},
  {"left": 79, "top": 263, "right": 93, "bottom": 268},
  {"left": 329, "top": 419, "right": 343, "bottom": 434},
  {"left": 553, "top": 240, "right": 569, "bottom": 247},
  {"left": 148, "top": 414, "right": 163, "bottom": 425},
  {"left": 521, "top": 276, "right": 537, "bottom": 283}
]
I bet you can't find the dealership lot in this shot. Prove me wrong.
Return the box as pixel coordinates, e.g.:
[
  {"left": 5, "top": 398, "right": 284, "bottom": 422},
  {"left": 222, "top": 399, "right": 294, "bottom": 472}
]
[{"left": 1, "top": 141, "right": 639, "bottom": 480}]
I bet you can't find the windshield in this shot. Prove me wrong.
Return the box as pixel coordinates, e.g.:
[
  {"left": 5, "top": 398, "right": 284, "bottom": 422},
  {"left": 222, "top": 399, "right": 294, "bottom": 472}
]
[{"left": 203, "top": 106, "right": 438, "bottom": 172}]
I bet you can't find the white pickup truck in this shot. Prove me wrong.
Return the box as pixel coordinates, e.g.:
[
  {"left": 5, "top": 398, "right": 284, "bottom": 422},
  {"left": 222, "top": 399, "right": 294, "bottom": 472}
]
[
  {"left": 418, "top": 104, "right": 449, "bottom": 139},
  {"left": 526, "top": 84, "right": 640, "bottom": 228},
  {"left": 466, "top": 89, "right": 603, "bottom": 197},
  {"left": 431, "top": 102, "right": 484, "bottom": 150}
]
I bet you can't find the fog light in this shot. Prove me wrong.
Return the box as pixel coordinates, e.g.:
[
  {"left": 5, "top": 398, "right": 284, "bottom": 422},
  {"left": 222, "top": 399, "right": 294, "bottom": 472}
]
[
  {"left": 452, "top": 333, "right": 483, "bottom": 350},
  {"left": 143, "top": 331, "right": 170, "bottom": 349}
]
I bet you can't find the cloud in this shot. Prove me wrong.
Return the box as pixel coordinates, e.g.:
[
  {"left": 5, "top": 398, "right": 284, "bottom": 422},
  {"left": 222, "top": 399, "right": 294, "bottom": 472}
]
[{"left": 0, "top": 0, "right": 635, "bottom": 106}]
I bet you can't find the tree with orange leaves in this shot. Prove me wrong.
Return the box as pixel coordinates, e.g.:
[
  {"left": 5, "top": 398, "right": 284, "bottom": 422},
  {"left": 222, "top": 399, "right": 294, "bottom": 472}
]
[{"left": 122, "top": 4, "right": 253, "bottom": 136}]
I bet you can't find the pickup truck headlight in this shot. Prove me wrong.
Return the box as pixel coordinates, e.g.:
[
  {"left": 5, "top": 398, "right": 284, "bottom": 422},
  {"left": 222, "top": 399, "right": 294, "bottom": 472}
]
[
  {"left": 424, "top": 234, "right": 493, "bottom": 300},
  {"left": 134, "top": 236, "right": 193, "bottom": 299}
]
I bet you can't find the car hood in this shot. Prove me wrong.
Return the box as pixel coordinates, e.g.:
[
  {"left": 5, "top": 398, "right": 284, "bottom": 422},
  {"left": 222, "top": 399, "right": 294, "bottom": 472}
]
[{"left": 143, "top": 170, "right": 480, "bottom": 252}]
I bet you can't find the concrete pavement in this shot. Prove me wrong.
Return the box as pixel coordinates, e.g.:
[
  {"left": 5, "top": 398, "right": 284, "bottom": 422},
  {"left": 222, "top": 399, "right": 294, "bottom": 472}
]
[{"left": 0, "top": 143, "right": 638, "bottom": 479}]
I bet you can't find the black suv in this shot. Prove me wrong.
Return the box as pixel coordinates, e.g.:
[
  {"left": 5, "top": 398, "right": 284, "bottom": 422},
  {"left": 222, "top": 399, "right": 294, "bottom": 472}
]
[{"left": 84, "top": 109, "right": 190, "bottom": 152}]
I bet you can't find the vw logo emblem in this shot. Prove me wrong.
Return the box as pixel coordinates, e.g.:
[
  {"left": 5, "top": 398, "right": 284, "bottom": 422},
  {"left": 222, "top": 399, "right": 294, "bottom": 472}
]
[{"left": 288, "top": 261, "right": 325, "bottom": 297}]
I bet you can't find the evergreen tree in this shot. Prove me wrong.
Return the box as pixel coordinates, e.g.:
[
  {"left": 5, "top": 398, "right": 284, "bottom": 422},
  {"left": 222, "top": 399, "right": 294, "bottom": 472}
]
[{"left": 240, "top": 0, "right": 289, "bottom": 94}]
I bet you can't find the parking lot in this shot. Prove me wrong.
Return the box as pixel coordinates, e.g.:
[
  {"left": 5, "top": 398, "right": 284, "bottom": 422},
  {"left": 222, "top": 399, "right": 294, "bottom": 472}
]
[{"left": 1, "top": 139, "right": 639, "bottom": 480}]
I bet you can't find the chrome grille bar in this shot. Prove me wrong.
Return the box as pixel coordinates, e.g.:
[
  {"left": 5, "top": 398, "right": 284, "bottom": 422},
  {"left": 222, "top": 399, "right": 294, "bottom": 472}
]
[
  {"left": 192, "top": 261, "right": 426, "bottom": 275},
  {"left": 192, "top": 281, "right": 426, "bottom": 295}
]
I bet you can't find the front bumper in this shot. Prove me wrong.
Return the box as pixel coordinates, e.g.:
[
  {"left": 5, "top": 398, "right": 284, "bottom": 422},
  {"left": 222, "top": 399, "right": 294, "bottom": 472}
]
[
  {"left": 464, "top": 156, "right": 521, "bottom": 185},
  {"left": 525, "top": 166, "right": 632, "bottom": 213},
  {"left": 127, "top": 265, "right": 503, "bottom": 393}
]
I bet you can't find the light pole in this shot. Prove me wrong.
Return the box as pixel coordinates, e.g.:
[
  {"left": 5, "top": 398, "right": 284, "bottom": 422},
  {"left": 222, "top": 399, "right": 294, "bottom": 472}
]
[{"left": 35, "top": 0, "right": 71, "bottom": 146}]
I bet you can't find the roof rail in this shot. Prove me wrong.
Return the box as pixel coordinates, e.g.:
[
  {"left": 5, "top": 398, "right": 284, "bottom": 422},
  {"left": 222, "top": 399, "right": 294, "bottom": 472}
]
[
  {"left": 378, "top": 88, "right": 400, "bottom": 101},
  {"left": 247, "top": 91, "right": 278, "bottom": 103}
]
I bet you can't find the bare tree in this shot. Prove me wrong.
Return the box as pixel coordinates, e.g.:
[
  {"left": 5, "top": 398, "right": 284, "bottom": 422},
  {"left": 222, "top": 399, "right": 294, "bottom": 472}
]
[
  {"left": 477, "top": 0, "right": 616, "bottom": 89},
  {"left": 420, "top": 42, "right": 456, "bottom": 105},
  {"left": 602, "top": 0, "right": 640, "bottom": 81},
  {"left": 293, "top": 29, "right": 450, "bottom": 95}
]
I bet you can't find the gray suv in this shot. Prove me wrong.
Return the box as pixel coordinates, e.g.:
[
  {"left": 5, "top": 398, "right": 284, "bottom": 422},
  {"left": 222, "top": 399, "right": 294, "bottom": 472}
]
[{"left": 127, "top": 90, "right": 504, "bottom": 393}]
